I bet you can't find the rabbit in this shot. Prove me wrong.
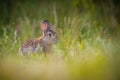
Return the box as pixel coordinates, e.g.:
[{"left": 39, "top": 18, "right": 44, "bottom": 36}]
[{"left": 19, "top": 20, "right": 58, "bottom": 56}]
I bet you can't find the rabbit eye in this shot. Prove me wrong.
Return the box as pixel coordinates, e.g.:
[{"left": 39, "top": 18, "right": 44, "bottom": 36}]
[{"left": 48, "top": 33, "right": 51, "bottom": 36}]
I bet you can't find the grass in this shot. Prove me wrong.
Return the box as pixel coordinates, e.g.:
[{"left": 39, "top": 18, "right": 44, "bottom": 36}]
[{"left": 0, "top": 1, "right": 120, "bottom": 80}]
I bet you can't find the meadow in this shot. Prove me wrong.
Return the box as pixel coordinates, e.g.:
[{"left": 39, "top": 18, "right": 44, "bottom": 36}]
[{"left": 0, "top": 1, "right": 120, "bottom": 80}]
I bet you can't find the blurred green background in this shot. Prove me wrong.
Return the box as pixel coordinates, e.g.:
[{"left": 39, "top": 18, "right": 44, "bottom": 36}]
[{"left": 0, "top": 0, "right": 120, "bottom": 80}]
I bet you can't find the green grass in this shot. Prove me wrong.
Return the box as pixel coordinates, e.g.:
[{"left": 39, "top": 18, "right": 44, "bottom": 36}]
[{"left": 0, "top": 1, "right": 120, "bottom": 80}]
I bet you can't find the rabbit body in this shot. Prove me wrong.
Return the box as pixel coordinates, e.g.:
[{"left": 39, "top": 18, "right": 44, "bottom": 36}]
[
  {"left": 19, "top": 20, "right": 58, "bottom": 56},
  {"left": 19, "top": 38, "right": 42, "bottom": 55}
]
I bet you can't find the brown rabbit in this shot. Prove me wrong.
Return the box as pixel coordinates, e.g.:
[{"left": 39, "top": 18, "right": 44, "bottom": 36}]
[{"left": 19, "top": 20, "right": 58, "bottom": 56}]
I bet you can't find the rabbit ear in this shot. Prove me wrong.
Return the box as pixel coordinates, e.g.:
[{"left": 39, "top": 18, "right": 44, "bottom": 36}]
[
  {"left": 41, "top": 20, "right": 50, "bottom": 31},
  {"left": 41, "top": 22, "right": 47, "bottom": 31}
]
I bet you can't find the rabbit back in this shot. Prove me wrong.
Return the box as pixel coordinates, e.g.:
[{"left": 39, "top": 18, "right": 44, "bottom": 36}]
[{"left": 19, "top": 38, "right": 41, "bottom": 55}]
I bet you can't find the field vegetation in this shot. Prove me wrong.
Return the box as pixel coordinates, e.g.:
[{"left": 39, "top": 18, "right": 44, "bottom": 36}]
[{"left": 0, "top": 0, "right": 120, "bottom": 80}]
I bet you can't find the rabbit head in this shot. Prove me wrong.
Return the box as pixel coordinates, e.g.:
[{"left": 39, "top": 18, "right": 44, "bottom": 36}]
[{"left": 40, "top": 20, "right": 58, "bottom": 46}]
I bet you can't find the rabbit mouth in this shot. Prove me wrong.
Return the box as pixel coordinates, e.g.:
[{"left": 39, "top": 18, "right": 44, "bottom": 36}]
[
  {"left": 54, "top": 38, "right": 58, "bottom": 43},
  {"left": 48, "top": 38, "right": 58, "bottom": 45},
  {"left": 41, "top": 38, "right": 58, "bottom": 46},
  {"left": 48, "top": 39, "right": 58, "bottom": 44}
]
